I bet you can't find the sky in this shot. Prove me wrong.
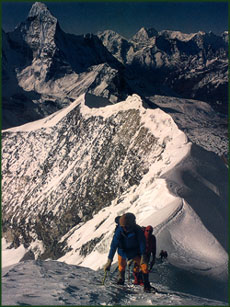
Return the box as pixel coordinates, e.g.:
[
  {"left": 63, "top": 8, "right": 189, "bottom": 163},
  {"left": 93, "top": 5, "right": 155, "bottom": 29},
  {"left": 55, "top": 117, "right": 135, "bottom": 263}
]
[{"left": 2, "top": 1, "right": 229, "bottom": 38}]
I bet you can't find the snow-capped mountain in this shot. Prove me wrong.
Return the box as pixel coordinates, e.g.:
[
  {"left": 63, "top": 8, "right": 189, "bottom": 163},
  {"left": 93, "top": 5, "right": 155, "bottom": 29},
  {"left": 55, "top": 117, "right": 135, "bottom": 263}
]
[
  {"left": 2, "top": 2, "right": 228, "bottom": 130},
  {"left": 2, "top": 2, "right": 130, "bottom": 129},
  {"left": 98, "top": 27, "right": 228, "bottom": 114}
]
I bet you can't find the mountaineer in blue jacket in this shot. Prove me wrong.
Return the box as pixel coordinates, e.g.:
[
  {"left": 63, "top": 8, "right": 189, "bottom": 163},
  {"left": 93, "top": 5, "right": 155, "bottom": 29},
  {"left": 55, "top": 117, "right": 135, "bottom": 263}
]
[{"left": 104, "top": 213, "right": 153, "bottom": 292}]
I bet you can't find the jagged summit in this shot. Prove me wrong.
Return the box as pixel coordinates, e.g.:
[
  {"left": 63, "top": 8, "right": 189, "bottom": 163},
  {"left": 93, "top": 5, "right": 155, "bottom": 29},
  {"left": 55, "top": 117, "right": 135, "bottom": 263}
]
[
  {"left": 2, "top": 0, "right": 125, "bottom": 129},
  {"left": 26, "top": 1, "right": 58, "bottom": 35},
  {"left": 97, "top": 29, "right": 129, "bottom": 42},
  {"left": 14, "top": 2, "right": 58, "bottom": 63},
  {"left": 132, "top": 27, "right": 158, "bottom": 42},
  {"left": 28, "top": 2, "right": 52, "bottom": 18}
]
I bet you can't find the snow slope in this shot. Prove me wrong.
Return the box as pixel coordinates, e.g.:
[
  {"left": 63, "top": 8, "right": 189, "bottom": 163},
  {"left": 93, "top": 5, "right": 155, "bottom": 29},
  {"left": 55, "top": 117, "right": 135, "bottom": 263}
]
[
  {"left": 147, "top": 95, "right": 228, "bottom": 156},
  {"left": 2, "top": 260, "right": 228, "bottom": 306}
]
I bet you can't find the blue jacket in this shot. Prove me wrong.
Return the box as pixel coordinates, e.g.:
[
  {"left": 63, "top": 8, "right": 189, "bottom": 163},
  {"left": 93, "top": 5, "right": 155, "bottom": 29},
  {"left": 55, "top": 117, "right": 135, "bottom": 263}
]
[{"left": 108, "top": 225, "right": 146, "bottom": 260}]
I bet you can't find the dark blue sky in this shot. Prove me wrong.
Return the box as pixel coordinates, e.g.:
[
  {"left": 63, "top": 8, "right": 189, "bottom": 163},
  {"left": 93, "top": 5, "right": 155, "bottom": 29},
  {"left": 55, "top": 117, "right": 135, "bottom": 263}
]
[{"left": 2, "top": 1, "right": 228, "bottom": 38}]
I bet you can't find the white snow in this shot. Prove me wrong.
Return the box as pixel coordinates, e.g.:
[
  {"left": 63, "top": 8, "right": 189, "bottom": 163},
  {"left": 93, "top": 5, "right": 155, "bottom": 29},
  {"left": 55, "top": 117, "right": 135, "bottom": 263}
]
[
  {"left": 147, "top": 95, "right": 228, "bottom": 156},
  {"left": 2, "top": 95, "right": 84, "bottom": 132},
  {"left": 2, "top": 260, "right": 227, "bottom": 306},
  {"left": 2, "top": 238, "right": 27, "bottom": 267}
]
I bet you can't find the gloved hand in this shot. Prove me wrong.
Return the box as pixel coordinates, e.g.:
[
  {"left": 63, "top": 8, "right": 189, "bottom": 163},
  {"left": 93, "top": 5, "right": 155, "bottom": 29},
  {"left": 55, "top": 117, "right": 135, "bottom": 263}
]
[
  {"left": 140, "top": 254, "right": 148, "bottom": 265},
  {"left": 149, "top": 259, "right": 155, "bottom": 270},
  {"left": 104, "top": 258, "right": 112, "bottom": 271}
]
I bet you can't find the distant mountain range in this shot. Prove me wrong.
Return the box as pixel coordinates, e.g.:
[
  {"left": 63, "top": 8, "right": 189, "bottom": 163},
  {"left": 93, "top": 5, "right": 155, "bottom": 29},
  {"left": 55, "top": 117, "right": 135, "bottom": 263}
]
[
  {"left": 2, "top": 2, "right": 228, "bottom": 129},
  {"left": 98, "top": 27, "right": 228, "bottom": 110}
]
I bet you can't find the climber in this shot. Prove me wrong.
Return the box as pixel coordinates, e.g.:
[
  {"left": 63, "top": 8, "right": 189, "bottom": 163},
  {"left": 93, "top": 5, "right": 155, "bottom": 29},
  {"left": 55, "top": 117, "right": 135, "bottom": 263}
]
[
  {"left": 144, "top": 225, "right": 156, "bottom": 270},
  {"left": 104, "top": 213, "right": 153, "bottom": 292},
  {"left": 159, "top": 250, "right": 168, "bottom": 262},
  {"left": 132, "top": 225, "right": 156, "bottom": 286}
]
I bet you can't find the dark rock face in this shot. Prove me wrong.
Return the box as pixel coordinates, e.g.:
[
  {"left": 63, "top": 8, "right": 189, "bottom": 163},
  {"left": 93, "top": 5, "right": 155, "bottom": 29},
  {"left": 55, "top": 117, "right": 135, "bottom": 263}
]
[
  {"left": 79, "top": 235, "right": 105, "bottom": 257},
  {"left": 20, "top": 250, "right": 35, "bottom": 262}
]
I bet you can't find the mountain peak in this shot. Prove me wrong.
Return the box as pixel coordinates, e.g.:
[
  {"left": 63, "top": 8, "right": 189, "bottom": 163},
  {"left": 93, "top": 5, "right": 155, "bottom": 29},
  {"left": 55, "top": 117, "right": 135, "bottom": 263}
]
[
  {"left": 132, "top": 27, "right": 158, "bottom": 42},
  {"left": 22, "top": 2, "right": 58, "bottom": 57},
  {"left": 143, "top": 27, "right": 158, "bottom": 37},
  {"left": 28, "top": 2, "right": 53, "bottom": 19}
]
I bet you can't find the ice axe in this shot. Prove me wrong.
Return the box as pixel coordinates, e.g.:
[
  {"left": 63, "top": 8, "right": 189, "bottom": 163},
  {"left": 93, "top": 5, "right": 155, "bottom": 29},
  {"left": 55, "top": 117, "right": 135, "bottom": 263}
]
[
  {"left": 127, "top": 259, "right": 133, "bottom": 283},
  {"left": 102, "top": 270, "right": 108, "bottom": 285}
]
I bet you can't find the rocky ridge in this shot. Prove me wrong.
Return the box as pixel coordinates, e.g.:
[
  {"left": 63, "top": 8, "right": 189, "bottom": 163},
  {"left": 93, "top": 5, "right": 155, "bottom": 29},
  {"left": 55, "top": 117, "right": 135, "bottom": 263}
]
[{"left": 2, "top": 93, "right": 171, "bottom": 258}]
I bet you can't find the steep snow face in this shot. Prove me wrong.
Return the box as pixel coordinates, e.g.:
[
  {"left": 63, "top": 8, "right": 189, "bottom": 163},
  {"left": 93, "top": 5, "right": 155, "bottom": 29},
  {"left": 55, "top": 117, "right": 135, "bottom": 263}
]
[
  {"left": 2, "top": 93, "right": 188, "bottom": 257},
  {"left": 8, "top": 2, "right": 59, "bottom": 71},
  {"left": 23, "top": 1, "right": 58, "bottom": 57},
  {"left": 2, "top": 94, "right": 228, "bottom": 284}
]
